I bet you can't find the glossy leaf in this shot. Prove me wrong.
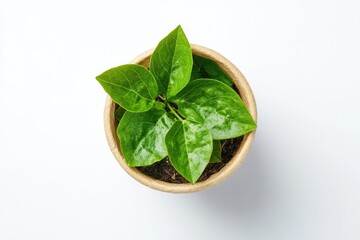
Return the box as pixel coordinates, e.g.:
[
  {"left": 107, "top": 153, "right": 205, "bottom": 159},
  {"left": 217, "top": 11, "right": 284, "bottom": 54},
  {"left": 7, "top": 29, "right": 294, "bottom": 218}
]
[
  {"left": 165, "top": 120, "right": 213, "bottom": 184},
  {"left": 150, "top": 25, "right": 192, "bottom": 98},
  {"left": 170, "top": 79, "right": 257, "bottom": 139},
  {"left": 96, "top": 64, "right": 158, "bottom": 112},
  {"left": 190, "top": 55, "right": 233, "bottom": 86},
  {"left": 209, "top": 140, "right": 222, "bottom": 163},
  {"left": 118, "top": 108, "right": 174, "bottom": 166},
  {"left": 114, "top": 107, "right": 126, "bottom": 121}
]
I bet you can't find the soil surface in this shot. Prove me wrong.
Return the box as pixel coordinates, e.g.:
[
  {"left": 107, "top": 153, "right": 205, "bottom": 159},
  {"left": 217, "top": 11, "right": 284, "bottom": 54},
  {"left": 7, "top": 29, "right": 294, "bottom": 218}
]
[{"left": 137, "top": 136, "right": 243, "bottom": 183}]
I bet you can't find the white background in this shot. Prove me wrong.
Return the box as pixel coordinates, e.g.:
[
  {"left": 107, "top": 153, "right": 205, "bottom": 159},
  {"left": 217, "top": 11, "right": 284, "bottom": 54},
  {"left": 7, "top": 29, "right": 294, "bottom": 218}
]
[{"left": 1, "top": 0, "right": 359, "bottom": 239}]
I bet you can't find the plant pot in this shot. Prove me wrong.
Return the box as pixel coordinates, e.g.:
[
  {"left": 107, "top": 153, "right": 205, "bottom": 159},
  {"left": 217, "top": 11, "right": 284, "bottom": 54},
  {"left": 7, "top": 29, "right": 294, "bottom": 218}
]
[{"left": 104, "top": 44, "right": 257, "bottom": 193}]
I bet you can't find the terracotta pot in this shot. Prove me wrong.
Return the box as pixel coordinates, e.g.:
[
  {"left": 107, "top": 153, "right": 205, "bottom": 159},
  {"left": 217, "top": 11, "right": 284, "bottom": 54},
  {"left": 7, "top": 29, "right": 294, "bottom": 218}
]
[{"left": 104, "top": 44, "right": 257, "bottom": 193}]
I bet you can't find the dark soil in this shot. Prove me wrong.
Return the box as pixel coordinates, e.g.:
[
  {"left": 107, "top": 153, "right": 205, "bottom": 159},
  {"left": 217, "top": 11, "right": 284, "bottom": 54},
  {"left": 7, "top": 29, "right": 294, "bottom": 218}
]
[{"left": 137, "top": 136, "right": 243, "bottom": 184}]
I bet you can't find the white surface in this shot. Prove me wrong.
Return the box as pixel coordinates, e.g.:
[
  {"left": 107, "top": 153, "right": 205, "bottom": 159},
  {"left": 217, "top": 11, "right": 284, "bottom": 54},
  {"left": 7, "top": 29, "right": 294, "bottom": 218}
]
[{"left": 1, "top": 0, "right": 359, "bottom": 239}]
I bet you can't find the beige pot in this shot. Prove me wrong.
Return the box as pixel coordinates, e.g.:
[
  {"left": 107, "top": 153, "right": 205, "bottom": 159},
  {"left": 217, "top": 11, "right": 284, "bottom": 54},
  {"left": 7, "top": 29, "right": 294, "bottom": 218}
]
[{"left": 104, "top": 44, "right": 257, "bottom": 193}]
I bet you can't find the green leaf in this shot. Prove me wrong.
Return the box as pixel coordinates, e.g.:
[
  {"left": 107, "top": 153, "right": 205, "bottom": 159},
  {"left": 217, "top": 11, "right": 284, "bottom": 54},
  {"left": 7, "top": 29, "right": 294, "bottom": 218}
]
[
  {"left": 96, "top": 64, "right": 158, "bottom": 112},
  {"left": 209, "top": 140, "right": 222, "bottom": 163},
  {"left": 190, "top": 57, "right": 202, "bottom": 80},
  {"left": 165, "top": 120, "right": 213, "bottom": 184},
  {"left": 190, "top": 55, "right": 233, "bottom": 86},
  {"left": 154, "top": 101, "right": 166, "bottom": 110},
  {"left": 114, "top": 107, "right": 126, "bottom": 121},
  {"left": 150, "top": 25, "right": 192, "bottom": 98},
  {"left": 170, "top": 79, "right": 257, "bottom": 139},
  {"left": 117, "top": 108, "right": 175, "bottom": 166}
]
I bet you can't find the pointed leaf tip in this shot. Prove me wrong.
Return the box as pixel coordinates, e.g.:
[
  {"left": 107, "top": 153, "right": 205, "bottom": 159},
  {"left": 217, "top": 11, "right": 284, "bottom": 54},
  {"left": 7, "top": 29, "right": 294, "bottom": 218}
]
[
  {"left": 96, "top": 64, "right": 158, "bottom": 112},
  {"left": 150, "top": 26, "right": 192, "bottom": 98},
  {"left": 165, "top": 120, "right": 213, "bottom": 184}
]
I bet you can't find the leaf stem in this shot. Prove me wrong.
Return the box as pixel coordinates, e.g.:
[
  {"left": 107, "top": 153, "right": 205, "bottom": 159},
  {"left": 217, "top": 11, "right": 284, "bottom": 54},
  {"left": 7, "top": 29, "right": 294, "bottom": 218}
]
[
  {"left": 167, "top": 104, "right": 184, "bottom": 121},
  {"left": 158, "top": 94, "right": 167, "bottom": 104}
]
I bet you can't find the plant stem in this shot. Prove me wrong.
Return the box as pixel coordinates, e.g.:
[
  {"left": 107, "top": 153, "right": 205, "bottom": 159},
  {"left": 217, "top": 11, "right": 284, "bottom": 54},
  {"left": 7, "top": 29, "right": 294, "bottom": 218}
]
[
  {"left": 158, "top": 95, "right": 166, "bottom": 104},
  {"left": 167, "top": 104, "right": 184, "bottom": 121}
]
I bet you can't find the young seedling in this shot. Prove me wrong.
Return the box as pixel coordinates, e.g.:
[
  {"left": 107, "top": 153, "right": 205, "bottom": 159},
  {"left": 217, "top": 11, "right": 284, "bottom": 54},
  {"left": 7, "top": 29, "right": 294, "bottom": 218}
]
[{"left": 96, "top": 25, "right": 257, "bottom": 184}]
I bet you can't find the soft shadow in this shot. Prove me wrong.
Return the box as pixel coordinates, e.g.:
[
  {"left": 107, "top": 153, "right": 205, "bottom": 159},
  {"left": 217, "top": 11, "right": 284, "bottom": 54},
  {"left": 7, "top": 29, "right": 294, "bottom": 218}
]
[{"left": 196, "top": 134, "right": 272, "bottom": 218}]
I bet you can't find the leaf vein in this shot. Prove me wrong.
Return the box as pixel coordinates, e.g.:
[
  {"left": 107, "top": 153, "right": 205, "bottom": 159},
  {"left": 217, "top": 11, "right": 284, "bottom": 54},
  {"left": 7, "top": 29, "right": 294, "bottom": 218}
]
[
  {"left": 133, "top": 113, "right": 168, "bottom": 155},
  {"left": 130, "top": 68, "right": 154, "bottom": 99},
  {"left": 98, "top": 79, "right": 150, "bottom": 102}
]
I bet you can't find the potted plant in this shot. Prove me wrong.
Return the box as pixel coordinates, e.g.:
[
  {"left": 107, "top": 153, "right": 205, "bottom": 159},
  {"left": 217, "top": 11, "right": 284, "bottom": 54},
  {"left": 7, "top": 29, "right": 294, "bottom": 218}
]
[{"left": 97, "top": 26, "right": 257, "bottom": 193}]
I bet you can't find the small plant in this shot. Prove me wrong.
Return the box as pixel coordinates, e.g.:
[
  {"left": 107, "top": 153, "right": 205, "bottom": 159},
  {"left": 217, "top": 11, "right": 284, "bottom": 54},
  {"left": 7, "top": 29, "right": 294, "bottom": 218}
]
[{"left": 96, "top": 25, "right": 257, "bottom": 184}]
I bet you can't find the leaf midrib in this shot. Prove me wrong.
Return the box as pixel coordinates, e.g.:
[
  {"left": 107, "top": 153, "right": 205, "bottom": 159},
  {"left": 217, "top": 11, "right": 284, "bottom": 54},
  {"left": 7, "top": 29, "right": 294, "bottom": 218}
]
[
  {"left": 171, "top": 121, "right": 193, "bottom": 183},
  {"left": 182, "top": 122, "right": 193, "bottom": 182},
  {"left": 97, "top": 78, "right": 152, "bottom": 103},
  {"left": 166, "top": 27, "right": 180, "bottom": 96}
]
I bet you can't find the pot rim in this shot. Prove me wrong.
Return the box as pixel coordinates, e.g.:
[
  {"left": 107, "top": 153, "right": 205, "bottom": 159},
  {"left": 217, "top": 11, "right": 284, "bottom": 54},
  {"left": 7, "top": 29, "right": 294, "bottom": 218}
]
[{"left": 104, "top": 44, "right": 257, "bottom": 193}]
